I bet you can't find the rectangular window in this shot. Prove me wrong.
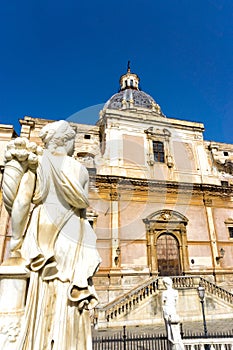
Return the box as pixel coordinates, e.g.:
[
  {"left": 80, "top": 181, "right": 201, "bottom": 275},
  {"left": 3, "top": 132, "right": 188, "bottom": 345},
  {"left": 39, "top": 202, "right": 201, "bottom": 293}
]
[
  {"left": 228, "top": 227, "right": 233, "bottom": 238},
  {"left": 224, "top": 151, "right": 229, "bottom": 156},
  {"left": 153, "top": 141, "right": 165, "bottom": 162},
  {"left": 84, "top": 134, "right": 91, "bottom": 139}
]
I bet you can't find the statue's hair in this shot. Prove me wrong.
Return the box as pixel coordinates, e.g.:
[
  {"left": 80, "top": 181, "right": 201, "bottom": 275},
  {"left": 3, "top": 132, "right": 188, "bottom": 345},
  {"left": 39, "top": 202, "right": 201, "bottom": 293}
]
[{"left": 39, "top": 120, "right": 76, "bottom": 148}]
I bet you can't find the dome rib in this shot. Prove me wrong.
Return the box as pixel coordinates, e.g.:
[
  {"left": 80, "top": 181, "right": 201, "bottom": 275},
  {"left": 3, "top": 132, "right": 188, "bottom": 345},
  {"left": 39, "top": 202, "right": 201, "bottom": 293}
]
[{"left": 104, "top": 89, "right": 162, "bottom": 114}]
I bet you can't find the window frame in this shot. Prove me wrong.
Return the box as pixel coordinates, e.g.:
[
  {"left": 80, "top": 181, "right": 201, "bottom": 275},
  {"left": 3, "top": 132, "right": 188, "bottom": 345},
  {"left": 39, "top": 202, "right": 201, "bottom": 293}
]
[
  {"left": 228, "top": 227, "right": 233, "bottom": 239},
  {"left": 152, "top": 140, "right": 165, "bottom": 163},
  {"left": 144, "top": 127, "right": 173, "bottom": 168}
]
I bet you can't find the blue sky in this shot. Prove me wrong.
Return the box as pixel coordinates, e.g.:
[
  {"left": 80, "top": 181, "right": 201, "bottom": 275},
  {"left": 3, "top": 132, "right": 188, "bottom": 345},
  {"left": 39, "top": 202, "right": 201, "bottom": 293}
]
[{"left": 0, "top": 0, "right": 232, "bottom": 143}]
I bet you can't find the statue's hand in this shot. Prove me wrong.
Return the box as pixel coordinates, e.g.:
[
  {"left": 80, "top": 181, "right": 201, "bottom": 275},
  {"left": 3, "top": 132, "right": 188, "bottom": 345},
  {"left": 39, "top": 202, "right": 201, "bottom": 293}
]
[
  {"left": 169, "top": 313, "right": 180, "bottom": 323},
  {"left": 78, "top": 297, "right": 97, "bottom": 311},
  {"left": 78, "top": 299, "right": 89, "bottom": 311}
]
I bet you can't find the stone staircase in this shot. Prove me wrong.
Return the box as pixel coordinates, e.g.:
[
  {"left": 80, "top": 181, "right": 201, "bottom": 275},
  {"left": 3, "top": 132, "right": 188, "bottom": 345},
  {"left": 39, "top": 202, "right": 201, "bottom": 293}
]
[
  {"left": 96, "top": 275, "right": 233, "bottom": 328},
  {"left": 96, "top": 277, "right": 159, "bottom": 327}
]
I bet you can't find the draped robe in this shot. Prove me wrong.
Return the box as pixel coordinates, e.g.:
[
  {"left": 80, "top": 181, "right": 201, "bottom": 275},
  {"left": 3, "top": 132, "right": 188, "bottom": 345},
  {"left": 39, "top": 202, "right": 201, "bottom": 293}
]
[{"left": 16, "top": 151, "right": 101, "bottom": 350}]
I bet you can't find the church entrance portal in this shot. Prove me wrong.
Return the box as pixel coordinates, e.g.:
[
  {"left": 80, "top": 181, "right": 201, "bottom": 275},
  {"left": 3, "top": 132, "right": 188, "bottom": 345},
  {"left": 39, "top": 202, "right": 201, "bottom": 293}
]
[{"left": 143, "top": 209, "right": 189, "bottom": 276}]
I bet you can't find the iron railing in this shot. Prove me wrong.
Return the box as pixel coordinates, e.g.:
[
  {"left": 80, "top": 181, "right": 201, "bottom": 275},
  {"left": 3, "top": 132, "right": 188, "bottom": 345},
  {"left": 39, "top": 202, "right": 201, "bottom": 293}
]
[{"left": 93, "top": 328, "right": 233, "bottom": 350}]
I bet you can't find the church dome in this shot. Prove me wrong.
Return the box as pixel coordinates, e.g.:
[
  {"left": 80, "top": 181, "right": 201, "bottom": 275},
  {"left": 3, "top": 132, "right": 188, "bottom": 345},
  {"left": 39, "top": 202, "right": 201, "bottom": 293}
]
[{"left": 103, "top": 63, "right": 163, "bottom": 115}]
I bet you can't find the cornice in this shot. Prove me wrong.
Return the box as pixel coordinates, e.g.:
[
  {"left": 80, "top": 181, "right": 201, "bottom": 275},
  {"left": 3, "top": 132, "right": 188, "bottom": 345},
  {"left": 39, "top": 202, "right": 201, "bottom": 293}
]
[
  {"left": 99, "top": 108, "right": 204, "bottom": 133},
  {"left": 89, "top": 174, "right": 233, "bottom": 197},
  {"left": 0, "top": 125, "right": 18, "bottom": 139}
]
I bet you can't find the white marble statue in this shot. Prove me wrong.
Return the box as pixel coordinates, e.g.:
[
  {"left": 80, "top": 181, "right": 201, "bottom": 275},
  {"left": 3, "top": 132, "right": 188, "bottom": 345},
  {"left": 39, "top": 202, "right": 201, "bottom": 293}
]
[
  {"left": 162, "top": 277, "right": 184, "bottom": 350},
  {"left": 1, "top": 120, "right": 101, "bottom": 350}
]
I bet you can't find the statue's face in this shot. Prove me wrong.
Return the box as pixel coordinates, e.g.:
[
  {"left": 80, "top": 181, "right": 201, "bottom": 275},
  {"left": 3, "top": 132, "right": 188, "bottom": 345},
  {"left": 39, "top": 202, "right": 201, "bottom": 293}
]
[{"left": 66, "top": 138, "right": 75, "bottom": 156}]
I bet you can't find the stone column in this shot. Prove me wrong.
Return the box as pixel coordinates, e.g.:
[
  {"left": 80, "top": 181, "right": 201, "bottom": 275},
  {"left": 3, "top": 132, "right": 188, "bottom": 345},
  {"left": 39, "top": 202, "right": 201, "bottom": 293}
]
[
  {"left": 204, "top": 199, "right": 219, "bottom": 270},
  {"left": 180, "top": 227, "right": 189, "bottom": 272}
]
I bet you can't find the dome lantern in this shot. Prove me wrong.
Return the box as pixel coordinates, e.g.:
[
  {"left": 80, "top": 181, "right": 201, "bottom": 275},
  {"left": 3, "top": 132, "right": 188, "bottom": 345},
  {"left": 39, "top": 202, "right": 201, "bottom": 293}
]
[{"left": 119, "top": 61, "right": 140, "bottom": 91}]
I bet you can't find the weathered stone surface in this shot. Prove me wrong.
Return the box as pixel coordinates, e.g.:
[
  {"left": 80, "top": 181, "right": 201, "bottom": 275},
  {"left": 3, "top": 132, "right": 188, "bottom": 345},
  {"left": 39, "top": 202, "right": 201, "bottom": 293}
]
[{"left": 0, "top": 121, "right": 101, "bottom": 349}]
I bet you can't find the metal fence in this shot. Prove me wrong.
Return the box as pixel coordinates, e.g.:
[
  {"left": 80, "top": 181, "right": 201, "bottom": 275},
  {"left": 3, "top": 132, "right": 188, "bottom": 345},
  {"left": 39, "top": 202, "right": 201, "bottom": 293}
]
[
  {"left": 93, "top": 327, "right": 233, "bottom": 350},
  {"left": 93, "top": 332, "right": 167, "bottom": 350}
]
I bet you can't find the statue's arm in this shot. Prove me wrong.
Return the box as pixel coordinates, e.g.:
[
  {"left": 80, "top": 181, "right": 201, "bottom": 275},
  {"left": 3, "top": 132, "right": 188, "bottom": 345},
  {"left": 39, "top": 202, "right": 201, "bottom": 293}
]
[
  {"left": 2, "top": 138, "right": 41, "bottom": 255},
  {"left": 10, "top": 169, "right": 36, "bottom": 253},
  {"left": 80, "top": 168, "right": 89, "bottom": 218}
]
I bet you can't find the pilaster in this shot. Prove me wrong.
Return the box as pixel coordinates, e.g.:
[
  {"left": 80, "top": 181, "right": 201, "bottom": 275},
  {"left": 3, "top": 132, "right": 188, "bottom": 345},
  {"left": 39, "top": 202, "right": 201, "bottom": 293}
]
[{"left": 110, "top": 189, "right": 121, "bottom": 268}]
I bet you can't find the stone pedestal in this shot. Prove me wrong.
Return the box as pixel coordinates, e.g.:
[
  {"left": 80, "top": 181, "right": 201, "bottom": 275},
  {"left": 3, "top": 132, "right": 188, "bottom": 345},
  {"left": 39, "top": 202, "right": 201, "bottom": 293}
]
[
  {"left": 164, "top": 318, "right": 184, "bottom": 350},
  {"left": 0, "top": 258, "right": 30, "bottom": 349}
]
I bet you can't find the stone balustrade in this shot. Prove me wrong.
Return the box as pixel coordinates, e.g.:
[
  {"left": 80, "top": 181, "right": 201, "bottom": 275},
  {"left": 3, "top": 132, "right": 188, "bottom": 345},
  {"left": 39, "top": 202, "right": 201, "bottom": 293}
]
[
  {"left": 200, "top": 277, "right": 233, "bottom": 305},
  {"left": 183, "top": 338, "right": 233, "bottom": 349},
  {"left": 172, "top": 275, "right": 233, "bottom": 306},
  {"left": 95, "top": 275, "right": 233, "bottom": 327}
]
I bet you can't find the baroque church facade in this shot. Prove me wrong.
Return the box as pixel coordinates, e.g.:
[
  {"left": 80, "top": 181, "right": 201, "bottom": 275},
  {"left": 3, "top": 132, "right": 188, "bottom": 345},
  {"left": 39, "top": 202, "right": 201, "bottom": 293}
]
[{"left": 1, "top": 67, "right": 233, "bottom": 325}]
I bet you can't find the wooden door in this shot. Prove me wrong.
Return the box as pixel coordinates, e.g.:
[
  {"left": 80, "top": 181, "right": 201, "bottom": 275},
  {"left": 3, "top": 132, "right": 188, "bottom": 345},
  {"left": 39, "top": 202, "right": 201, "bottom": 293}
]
[{"left": 157, "top": 234, "right": 181, "bottom": 276}]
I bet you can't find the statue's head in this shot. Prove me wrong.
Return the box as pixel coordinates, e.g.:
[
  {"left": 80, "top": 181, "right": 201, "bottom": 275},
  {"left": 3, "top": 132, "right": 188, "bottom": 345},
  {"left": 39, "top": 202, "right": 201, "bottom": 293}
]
[
  {"left": 39, "top": 120, "right": 76, "bottom": 155},
  {"left": 162, "top": 277, "right": 173, "bottom": 288}
]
